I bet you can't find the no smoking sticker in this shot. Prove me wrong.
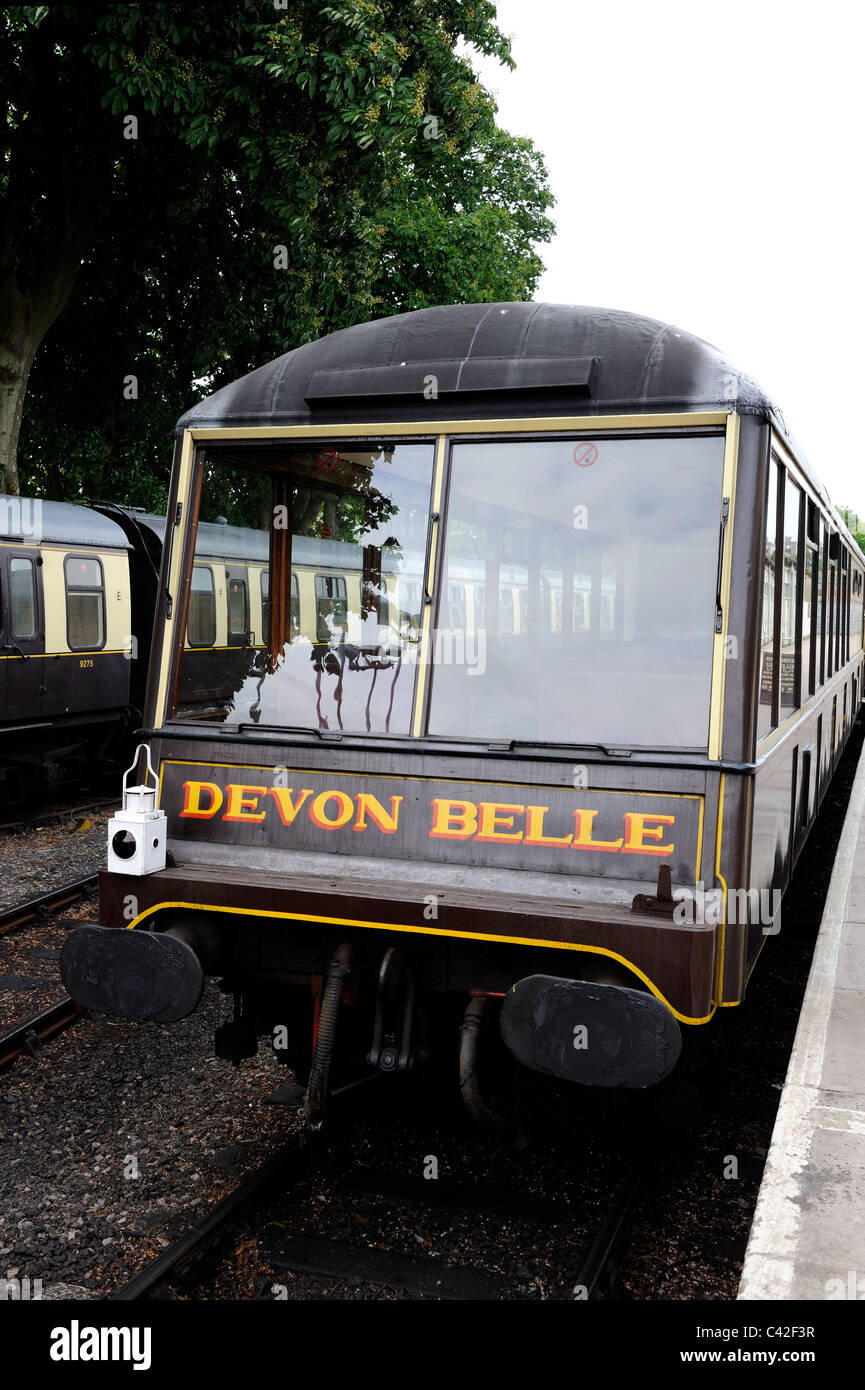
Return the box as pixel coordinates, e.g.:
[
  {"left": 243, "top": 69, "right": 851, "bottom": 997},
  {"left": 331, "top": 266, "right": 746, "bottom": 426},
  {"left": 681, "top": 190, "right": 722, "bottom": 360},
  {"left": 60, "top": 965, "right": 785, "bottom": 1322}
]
[
  {"left": 573, "top": 443, "right": 598, "bottom": 468},
  {"left": 317, "top": 448, "right": 340, "bottom": 471}
]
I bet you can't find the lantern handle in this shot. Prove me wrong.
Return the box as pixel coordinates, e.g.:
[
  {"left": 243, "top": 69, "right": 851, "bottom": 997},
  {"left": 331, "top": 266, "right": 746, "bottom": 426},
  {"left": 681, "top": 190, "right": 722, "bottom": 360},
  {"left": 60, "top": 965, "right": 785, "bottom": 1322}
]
[{"left": 122, "top": 743, "right": 158, "bottom": 803}]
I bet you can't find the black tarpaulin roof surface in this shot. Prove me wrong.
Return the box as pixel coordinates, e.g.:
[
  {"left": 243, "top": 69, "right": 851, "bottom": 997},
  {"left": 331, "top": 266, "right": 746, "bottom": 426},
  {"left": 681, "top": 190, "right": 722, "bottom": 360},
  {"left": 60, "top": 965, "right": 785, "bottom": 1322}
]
[{"left": 175, "top": 303, "right": 777, "bottom": 434}]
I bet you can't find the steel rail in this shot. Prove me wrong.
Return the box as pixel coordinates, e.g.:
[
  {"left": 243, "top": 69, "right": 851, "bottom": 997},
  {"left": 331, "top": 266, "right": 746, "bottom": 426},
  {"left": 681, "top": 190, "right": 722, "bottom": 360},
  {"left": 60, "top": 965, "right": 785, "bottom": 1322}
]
[
  {"left": 569, "top": 1164, "right": 647, "bottom": 1300},
  {"left": 0, "top": 995, "right": 82, "bottom": 1071},
  {"left": 112, "top": 1138, "right": 313, "bottom": 1301},
  {"left": 0, "top": 874, "right": 98, "bottom": 938}
]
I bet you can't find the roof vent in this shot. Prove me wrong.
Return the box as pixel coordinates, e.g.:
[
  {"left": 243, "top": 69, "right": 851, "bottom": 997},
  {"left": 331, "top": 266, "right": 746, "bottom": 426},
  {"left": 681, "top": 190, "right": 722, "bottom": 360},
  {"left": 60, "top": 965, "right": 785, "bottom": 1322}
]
[{"left": 304, "top": 356, "right": 599, "bottom": 405}]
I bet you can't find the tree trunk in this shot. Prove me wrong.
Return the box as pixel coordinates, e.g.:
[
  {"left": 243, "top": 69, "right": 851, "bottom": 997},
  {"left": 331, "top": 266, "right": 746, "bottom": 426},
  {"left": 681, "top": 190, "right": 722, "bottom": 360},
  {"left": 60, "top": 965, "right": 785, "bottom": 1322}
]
[
  {"left": 0, "top": 304, "right": 40, "bottom": 496},
  {"left": 0, "top": 241, "right": 86, "bottom": 497}
]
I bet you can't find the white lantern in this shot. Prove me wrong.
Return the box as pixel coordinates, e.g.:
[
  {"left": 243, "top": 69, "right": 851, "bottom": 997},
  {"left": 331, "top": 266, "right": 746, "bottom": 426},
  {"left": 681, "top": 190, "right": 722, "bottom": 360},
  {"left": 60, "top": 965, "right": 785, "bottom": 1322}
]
[{"left": 107, "top": 743, "right": 167, "bottom": 876}]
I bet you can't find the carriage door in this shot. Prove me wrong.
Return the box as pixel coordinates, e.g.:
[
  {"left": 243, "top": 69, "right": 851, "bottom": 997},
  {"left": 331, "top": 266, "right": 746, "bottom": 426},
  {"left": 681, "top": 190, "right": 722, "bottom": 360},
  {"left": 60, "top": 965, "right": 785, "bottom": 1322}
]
[
  {"left": 3, "top": 549, "right": 45, "bottom": 722},
  {"left": 225, "top": 564, "right": 249, "bottom": 647}
]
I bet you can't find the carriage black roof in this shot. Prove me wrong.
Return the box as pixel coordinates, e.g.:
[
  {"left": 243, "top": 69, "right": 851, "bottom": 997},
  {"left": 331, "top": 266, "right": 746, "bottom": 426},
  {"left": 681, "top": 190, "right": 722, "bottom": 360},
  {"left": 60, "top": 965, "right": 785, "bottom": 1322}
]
[
  {"left": 176, "top": 302, "right": 779, "bottom": 433},
  {"left": 0, "top": 497, "right": 130, "bottom": 548}
]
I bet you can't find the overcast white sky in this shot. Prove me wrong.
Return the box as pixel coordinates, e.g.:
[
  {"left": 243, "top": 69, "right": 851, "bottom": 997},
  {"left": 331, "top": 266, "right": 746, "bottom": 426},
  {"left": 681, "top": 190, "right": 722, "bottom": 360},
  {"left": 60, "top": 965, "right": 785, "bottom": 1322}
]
[{"left": 471, "top": 0, "right": 865, "bottom": 517}]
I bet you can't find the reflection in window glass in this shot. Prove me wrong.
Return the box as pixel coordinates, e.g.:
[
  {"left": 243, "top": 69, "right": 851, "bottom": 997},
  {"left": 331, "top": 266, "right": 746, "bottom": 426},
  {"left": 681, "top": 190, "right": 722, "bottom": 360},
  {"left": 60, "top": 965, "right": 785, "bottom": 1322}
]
[
  {"left": 173, "top": 444, "right": 434, "bottom": 733},
  {"left": 260, "top": 569, "right": 270, "bottom": 644},
  {"left": 10, "top": 557, "right": 36, "bottom": 638},
  {"left": 757, "top": 464, "right": 778, "bottom": 740},
  {"left": 228, "top": 577, "right": 247, "bottom": 636},
  {"left": 315, "top": 574, "right": 347, "bottom": 643},
  {"left": 780, "top": 478, "right": 800, "bottom": 711},
  {"left": 289, "top": 571, "right": 298, "bottom": 639},
  {"left": 428, "top": 435, "right": 725, "bottom": 748},
  {"left": 188, "top": 565, "right": 216, "bottom": 647},
  {"left": 447, "top": 584, "right": 466, "bottom": 630}
]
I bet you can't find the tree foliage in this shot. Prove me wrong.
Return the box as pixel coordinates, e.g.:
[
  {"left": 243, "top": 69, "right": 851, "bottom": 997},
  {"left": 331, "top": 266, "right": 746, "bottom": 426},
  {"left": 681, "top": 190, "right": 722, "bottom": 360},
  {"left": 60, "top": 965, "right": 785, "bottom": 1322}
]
[{"left": 2, "top": 1, "right": 554, "bottom": 505}]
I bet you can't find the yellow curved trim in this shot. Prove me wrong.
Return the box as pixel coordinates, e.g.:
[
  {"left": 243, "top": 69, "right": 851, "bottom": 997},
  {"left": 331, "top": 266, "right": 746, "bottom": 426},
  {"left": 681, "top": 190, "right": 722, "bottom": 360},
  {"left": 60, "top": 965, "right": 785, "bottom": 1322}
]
[
  {"left": 714, "top": 772, "right": 728, "bottom": 1005},
  {"left": 0, "top": 649, "right": 127, "bottom": 660},
  {"left": 123, "top": 897, "right": 716, "bottom": 1026}
]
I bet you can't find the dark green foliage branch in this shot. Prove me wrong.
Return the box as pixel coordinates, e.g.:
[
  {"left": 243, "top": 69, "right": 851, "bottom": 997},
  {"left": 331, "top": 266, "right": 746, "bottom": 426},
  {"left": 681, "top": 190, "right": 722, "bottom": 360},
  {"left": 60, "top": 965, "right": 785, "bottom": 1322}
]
[{"left": 2, "top": 1, "right": 553, "bottom": 506}]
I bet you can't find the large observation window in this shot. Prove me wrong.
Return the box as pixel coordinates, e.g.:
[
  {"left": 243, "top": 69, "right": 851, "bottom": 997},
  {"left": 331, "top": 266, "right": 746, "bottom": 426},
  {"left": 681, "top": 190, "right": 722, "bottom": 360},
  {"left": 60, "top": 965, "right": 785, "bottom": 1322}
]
[
  {"left": 428, "top": 433, "right": 725, "bottom": 748},
  {"left": 170, "top": 432, "right": 725, "bottom": 749},
  {"left": 172, "top": 443, "right": 435, "bottom": 733}
]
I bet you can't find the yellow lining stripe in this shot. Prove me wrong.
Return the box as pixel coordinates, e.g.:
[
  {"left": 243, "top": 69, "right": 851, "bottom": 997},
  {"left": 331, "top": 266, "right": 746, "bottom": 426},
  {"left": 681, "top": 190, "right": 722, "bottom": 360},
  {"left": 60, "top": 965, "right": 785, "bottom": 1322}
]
[
  {"left": 0, "top": 650, "right": 127, "bottom": 660},
  {"left": 714, "top": 772, "right": 728, "bottom": 1004},
  {"left": 123, "top": 897, "right": 715, "bottom": 1025},
  {"left": 708, "top": 413, "right": 740, "bottom": 761},
  {"left": 185, "top": 412, "right": 728, "bottom": 442}
]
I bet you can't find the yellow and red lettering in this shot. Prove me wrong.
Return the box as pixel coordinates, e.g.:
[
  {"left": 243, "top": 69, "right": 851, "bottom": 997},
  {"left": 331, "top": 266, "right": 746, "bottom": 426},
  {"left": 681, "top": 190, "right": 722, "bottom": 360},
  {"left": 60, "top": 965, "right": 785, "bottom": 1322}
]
[
  {"left": 523, "top": 805, "right": 573, "bottom": 847},
  {"left": 309, "top": 790, "right": 354, "bottom": 829},
  {"left": 354, "top": 793, "right": 403, "bottom": 834},
  {"left": 571, "top": 809, "right": 624, "bottom": 853},
  {"left": 429, "top": 798, "right": 478, "bottom": 839},
  {"left": 179, "top": 780, "right": 223, "bottom": 819},
  {"left": 267, "top": 787, "right": 314, "bottom": 826},
  {"left": 224, "top": 783, "right": 268, "bottom": 823},
  {"left": 476, "top": 802, "right": 525, "bottom": 843},
  {"left": 621, "top": 812, "right": 676, "bottom": 856}
]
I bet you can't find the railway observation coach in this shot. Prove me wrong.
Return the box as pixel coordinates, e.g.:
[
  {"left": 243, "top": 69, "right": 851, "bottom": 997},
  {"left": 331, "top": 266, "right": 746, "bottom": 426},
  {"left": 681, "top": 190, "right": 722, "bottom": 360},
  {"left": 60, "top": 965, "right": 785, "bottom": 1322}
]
[{"left": 61, "top": 303, "right": 865, "bottom": 1124}]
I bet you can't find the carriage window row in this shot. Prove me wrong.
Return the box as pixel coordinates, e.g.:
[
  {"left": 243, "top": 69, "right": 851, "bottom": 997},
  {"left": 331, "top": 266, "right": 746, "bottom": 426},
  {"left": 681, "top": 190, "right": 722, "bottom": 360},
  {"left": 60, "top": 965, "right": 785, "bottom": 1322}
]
[
  {"left": 757, "top": 457, "right": 864, "bottom": 742},
  {"left": 0, "top": 552, "right": 106, "bottom": 649}
]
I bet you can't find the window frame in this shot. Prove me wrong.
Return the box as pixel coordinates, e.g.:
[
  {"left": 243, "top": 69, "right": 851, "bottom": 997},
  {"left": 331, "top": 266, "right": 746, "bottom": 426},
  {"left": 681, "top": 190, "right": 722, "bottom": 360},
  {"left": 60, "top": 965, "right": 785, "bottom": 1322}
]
[
  {"left": 159, "top": 413, "right": 754, "bottom": 763},
  {"left": 64, "top": 552, "right": 107, "bottom": 653},
  {"left": 9, "top": 554, "right": 38, "bottom": 640}
]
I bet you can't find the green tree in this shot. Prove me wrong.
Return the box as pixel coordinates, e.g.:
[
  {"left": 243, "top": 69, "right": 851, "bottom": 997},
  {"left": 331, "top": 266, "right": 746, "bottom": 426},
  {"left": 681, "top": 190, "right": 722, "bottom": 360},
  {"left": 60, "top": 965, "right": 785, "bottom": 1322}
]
[
  {"left": 839, "top": 507, "right": 865, "bottom": 555},
  {"left": 3, "top": 1, "right": 554, "bottom": 502}
]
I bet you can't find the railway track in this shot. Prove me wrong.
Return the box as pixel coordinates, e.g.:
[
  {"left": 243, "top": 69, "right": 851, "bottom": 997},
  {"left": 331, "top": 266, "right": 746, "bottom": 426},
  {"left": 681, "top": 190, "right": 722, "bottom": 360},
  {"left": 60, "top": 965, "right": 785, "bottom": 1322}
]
[
  {"left": 0, "top": 874, "right": 98, "bottom": 938},
  {"left": 0, "top": 793, "right": 121, "bottom": 835},
  {"left": 0, "top": 876, "right": 99, "bottom": 1068},
  {"left": 112, "top": 1136, "right": 647, "bottom": 1301},
  {"left": 0, "top": 994, "right": 82, "bottom": 1072}
]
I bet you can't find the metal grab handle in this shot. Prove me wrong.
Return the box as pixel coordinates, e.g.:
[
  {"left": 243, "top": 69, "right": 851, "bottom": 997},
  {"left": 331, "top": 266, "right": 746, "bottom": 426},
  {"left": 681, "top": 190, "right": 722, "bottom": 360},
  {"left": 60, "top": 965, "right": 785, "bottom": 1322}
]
[
  {"left": 422, "top": 511, "right": 440, "bottom": 606},
  {"left": 714, "top": 496, "right": 730, "bottom": 634}
]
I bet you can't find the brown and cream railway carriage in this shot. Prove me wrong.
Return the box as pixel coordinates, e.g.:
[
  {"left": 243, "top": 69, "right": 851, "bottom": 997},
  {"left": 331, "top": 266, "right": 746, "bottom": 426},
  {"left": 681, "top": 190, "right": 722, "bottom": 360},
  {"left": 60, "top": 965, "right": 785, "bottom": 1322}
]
[
  {"left": 61, "top": 303, "right": 865, "bottom": 1121},
  {"left": 0, "top": 500, "right": 139, "bottom": 796}
]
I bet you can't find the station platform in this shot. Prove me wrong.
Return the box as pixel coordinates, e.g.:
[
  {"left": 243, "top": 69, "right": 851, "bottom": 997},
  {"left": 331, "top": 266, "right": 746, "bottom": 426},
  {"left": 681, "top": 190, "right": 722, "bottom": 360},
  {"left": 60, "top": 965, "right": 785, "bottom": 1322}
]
[{"left": 739, "top": 734, "right": 865, "bottom": 1301}]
